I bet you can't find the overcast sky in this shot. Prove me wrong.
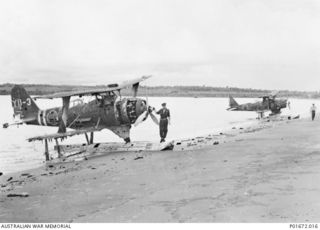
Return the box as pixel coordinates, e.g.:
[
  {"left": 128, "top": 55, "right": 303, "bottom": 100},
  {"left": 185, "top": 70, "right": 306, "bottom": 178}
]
[{"left": 0, "top": 0, "right": 319, "bottom": 90}]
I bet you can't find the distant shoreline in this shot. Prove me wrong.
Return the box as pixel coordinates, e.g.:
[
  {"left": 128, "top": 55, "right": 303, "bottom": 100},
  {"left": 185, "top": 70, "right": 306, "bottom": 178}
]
[{"left": 0, "top": 83, "right": 319, "bottom": 98}]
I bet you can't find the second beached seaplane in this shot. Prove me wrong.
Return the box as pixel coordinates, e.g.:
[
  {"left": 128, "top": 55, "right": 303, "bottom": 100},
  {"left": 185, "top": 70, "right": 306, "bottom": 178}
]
[
  {"left": 227, "top": 92, "right": 288, "bottom": 118},
  {"left": 3, "top": 76, "right": 168, "bottom": 161}
]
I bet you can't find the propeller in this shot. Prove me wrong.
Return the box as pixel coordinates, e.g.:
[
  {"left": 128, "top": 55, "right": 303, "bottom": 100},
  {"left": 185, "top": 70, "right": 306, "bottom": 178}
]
[
  {"left": 149, "top": 111, "right": 159, "bottom": 125},
  {"left": 134, "top": 110, "right": 148, "bottom": 126},
  {"left": 134, "top": 98, "right": 159, "bottom": 127}
]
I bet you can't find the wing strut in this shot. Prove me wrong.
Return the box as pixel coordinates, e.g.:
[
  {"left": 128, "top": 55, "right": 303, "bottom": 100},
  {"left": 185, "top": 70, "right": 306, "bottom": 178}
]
[
  {"left": 84, "top": 132, "right": 94, "bottom": 145},
  {"left": 58, "top": 96, "right": 70, "bottom": 133},
  {"left": 90, "top": 132, "right": 94, "bottom": 144},
  {"left": 132, "top": 83, "right": 139, "bottom": 97}
]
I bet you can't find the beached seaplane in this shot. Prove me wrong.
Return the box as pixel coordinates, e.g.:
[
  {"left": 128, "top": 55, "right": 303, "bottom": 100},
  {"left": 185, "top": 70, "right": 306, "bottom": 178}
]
[
  {"left": 3, "top": 76, "right": 167, "bottom": 160},
  {"left": 227, "top": 92, "right": 288, "bottom": 118}
]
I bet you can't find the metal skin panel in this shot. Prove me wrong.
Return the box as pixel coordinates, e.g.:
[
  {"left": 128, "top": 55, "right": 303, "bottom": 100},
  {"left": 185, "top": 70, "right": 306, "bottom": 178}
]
[
  {"left": 9, "top": 83, "right": 151, "bottom": 142},
  {"left": 22, "top": 95, "right": 147, "bottom": 141},
  {"left": 29, "top": 97, "right": 146, "bottom": 128}
]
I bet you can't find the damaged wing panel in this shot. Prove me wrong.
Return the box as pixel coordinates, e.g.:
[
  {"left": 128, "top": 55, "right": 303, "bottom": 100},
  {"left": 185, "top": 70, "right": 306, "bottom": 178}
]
[{"left": 27, "top": 127, "right": 103, "bottom": 142}]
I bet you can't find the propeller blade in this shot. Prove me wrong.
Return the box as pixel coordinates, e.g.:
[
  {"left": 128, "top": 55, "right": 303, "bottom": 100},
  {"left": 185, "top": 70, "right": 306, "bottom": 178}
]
[
  {"left": 134, "top": 110, "right": 148, "bottom": 127},
  {"left": 150, "top": 112, "right": 159, "bottom": 125}
]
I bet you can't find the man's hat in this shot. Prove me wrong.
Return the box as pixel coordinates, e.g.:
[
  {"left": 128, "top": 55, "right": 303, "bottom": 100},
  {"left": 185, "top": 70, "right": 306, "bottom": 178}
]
[{"left": 161, "top": 102, "right": 166, "bottom": 106}]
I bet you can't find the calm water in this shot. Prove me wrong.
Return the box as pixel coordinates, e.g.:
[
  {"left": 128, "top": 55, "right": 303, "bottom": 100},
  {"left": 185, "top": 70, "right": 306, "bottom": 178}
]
[{"left": 0, "top": 95, "right": 317, "bottom": 173}]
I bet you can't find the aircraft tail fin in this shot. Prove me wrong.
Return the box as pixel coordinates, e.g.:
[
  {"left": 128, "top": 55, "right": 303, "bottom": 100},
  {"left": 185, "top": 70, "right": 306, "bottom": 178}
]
[
  {"left": 229, "top": 95, "right": 239, "bottom": 108},
  {"left": 11, "top": 85, "right": 40, "bottom": 123}
]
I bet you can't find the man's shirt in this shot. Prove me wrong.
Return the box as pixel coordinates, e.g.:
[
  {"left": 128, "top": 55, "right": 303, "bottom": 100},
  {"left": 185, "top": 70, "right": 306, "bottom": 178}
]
[
  {"left": 311, "top": 106, "right": 317, "bottom": 112},
  {"left": 156, "top": 108, "right": 170, "bottom": 119}
]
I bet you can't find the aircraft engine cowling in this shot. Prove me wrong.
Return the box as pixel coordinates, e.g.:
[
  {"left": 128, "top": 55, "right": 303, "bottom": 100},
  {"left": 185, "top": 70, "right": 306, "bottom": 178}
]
[{"left": 114, "top": 98, "right": 148, "bottom": 125}]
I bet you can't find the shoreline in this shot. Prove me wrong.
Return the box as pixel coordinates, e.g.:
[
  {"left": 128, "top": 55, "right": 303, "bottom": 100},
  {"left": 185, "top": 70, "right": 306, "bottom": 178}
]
[
  {"left": 1, "top": 116, "right": 320, "bottom": 222},
  {"left": 1, "top": 94, "right": 319, "bottom": 99},
  {"left": 1, "top": 114, "right": 294, "bottom": 176}
]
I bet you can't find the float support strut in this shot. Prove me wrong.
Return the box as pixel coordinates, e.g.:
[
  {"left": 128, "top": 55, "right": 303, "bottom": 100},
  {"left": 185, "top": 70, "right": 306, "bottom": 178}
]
[{"left": 44, "top": 139, "right": 49, "bottom": 161}]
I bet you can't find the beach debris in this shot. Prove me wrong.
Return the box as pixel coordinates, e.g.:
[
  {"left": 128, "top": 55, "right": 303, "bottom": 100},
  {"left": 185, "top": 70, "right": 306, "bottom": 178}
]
[
  {"left": 7, "top": 192, "right": 29, "bottom": 198},
  {"left": 9, "top": 180, "right": 23, "bottom": 184},
  {"left": 21, "top": 173, "right": 31, "bottom": 177},
  {"left": 213, "top": 141, "right": 219, "bottom": 145},
  {"left": 7, "top": 177, "right": 13, "bottom": 182},
  {"left": 232, "top": 127, "right": 236, "bottom": 129},
  {"left": 187, "top": 143, "right": 197, "bottom": 147},
  {"left": 163, "top": 143, "right": 174, "bottom": 150},
  {"left": 235, "top": 139, "right": 244, "bottom": 142},
  {"left": 134, "top": 156, "right": 144, "bottom": 160},
  {"left": 0, "top": 172, "right": 3, "bottom": 176}
]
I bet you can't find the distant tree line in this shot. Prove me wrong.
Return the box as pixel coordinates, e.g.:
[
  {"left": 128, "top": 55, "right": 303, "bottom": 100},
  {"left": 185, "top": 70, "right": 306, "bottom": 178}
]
[{"left": 0, "top": 83, "right": 319, "bottom": 98}]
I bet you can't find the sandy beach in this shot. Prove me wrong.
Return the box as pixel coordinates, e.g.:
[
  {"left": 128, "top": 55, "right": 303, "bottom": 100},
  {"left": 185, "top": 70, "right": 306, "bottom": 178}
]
[{"left": 1, "top": 117, "right": 320, "bottom": 223}]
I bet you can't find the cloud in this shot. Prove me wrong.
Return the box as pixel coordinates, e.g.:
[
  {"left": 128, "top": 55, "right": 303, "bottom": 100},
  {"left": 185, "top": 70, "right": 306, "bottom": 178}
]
[{"left": 0, "top": 0, "right": 319, "bottom": 90}]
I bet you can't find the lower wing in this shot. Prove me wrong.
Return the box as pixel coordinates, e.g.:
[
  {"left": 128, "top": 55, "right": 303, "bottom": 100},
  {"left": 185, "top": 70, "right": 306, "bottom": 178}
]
[{"left": 27, "top": 127, "right": 103, "bottom": 142}]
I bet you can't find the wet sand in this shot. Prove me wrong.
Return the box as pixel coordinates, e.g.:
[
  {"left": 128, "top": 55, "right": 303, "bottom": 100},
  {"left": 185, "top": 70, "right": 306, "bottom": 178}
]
[{"left": 1, "top": 118, "right": 320, "bottom": 222}]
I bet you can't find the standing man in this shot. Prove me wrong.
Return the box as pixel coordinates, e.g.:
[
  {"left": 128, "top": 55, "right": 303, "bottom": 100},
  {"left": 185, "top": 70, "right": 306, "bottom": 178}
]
[
  {"left": 156, "top": 103, "right": 171, "bottom": 143},
  {"left": 310, "top": 104, "right": 317, "bottom": 121}
]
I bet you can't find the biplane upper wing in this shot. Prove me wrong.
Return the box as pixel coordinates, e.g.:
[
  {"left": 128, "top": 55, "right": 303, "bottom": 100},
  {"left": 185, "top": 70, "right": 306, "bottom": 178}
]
[
  {"left": 34, "top": 75, "right": 151, "bottom": 99},
  {"left": 27, "top": 127, "right": 103, "bottom": 142}
]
